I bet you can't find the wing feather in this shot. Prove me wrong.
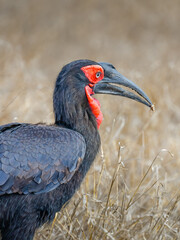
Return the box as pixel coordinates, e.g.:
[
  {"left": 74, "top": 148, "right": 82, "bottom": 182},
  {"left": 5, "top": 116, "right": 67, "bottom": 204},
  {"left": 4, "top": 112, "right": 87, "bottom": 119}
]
[{"left": 0, "top": 123, "right": 86, "bottom": 195}]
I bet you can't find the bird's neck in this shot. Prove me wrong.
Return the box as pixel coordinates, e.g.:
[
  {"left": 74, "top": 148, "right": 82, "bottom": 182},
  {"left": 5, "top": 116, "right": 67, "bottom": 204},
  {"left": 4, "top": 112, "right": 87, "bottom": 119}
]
[
  {"left": 55, "top": 106, "right": 100, "bottom": 147},
  {"left": 52, "top": 99, "right": 101, "bottom": 212},
  {"left": 54, "top": 94, "right": 98, "bottom": 138},
  {"left": 53, "top": 80, "right": 101, "bottom": 173},
  {"left": 55, "top": 99, "right": 101, "bottom": 170}
]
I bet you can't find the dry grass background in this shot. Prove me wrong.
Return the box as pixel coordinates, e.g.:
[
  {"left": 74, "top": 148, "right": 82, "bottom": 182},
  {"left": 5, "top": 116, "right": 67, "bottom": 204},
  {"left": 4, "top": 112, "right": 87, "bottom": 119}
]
[{"left": 0, "top": 0, "right": 180, "bottom": 239}]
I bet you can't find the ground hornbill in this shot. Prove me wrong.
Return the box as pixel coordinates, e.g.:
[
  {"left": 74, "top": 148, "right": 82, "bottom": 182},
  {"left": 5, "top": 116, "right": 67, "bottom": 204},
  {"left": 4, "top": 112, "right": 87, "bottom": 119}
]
[{"left": 0, "top": 59, "right": 153, "bottom": 240}]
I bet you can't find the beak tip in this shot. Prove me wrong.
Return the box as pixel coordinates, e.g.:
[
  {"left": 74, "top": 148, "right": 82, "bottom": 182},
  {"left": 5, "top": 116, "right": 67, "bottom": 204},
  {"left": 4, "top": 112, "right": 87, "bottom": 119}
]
[{"left": 150, "top": 104, "right": 155, "bottom": 112}]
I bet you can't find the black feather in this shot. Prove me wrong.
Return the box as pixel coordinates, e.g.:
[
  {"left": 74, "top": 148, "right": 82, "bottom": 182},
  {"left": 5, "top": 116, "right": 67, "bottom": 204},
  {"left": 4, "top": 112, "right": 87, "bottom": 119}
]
[{"left": 0, "top": 123, "right": 86, "bottom": 195}]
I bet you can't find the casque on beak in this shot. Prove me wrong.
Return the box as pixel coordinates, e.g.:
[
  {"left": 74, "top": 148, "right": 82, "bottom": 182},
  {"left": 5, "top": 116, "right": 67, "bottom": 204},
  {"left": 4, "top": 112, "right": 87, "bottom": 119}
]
[{"left": 93, "top": 62, "right": 154, "bottom": 110}]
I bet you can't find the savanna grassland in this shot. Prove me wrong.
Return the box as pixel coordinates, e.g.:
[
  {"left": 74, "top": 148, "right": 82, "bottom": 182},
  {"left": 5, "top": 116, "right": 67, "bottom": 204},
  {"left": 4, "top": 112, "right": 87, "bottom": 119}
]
[{"left": 0, "top": 0, "right": 180, "bottom": 239}]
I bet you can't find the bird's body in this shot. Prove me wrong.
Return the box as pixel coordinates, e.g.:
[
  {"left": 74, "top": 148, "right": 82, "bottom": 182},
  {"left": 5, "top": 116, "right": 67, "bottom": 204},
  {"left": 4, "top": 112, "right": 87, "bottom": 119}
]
[
  {"left": 0, "top": 60, "right": 153, "bottom": 240},
  {"left": 0, "top": 122, "right": 99, "bottom": 239}
]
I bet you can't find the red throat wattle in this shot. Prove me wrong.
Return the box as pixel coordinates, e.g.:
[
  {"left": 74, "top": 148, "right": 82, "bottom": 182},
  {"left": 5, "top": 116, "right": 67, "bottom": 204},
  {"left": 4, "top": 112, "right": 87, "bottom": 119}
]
[
  {"left": 85, "top": 86, "right": 103, "bottom": 129},
  {"left": 81, "top": 65, "right": 104, "bottom": 129}
]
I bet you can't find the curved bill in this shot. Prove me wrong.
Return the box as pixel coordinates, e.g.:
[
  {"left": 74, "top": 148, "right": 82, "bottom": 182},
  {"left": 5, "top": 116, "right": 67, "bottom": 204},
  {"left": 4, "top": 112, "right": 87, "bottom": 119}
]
[{"left": 93, "top": 62, "right": 153, "bottom": 109}]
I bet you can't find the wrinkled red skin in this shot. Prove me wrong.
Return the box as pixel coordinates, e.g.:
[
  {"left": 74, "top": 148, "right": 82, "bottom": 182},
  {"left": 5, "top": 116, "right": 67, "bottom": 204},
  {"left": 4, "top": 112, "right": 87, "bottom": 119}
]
[
  {"left": 81, "top": 65, "right": 104, "bottom": 128},
  {"left": 85, "top": 86, "right": 103, "bottom": 128}
]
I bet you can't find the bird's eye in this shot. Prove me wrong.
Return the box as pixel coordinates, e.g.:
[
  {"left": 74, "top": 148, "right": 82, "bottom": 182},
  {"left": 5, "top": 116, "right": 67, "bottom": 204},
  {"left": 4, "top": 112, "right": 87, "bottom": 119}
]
[{"left": 96, "top": 72, "right": 101, "bottom": 78}]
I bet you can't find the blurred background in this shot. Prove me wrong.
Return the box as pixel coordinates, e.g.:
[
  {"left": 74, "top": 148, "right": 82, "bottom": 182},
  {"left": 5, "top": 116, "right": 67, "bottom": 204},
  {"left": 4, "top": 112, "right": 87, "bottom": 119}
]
[{"left": 0, "top": 0, "right": 180, "bottom": 239}]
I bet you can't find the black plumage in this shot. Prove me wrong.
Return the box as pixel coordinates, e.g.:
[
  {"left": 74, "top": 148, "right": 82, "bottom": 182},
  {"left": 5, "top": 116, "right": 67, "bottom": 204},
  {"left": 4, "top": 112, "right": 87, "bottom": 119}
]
[
  {"left": 0, "top": 59, "right": 153, "bottom": 240},
  {"left": 0, "top": 123, "right": 86, "bottom": 195}
]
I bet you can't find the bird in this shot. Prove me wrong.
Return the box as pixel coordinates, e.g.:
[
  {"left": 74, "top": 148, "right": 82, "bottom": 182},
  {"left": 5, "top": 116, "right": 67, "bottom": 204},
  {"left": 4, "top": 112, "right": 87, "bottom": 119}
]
[{"left": 0, "top": 59, "right": 153, "bottom": 240}]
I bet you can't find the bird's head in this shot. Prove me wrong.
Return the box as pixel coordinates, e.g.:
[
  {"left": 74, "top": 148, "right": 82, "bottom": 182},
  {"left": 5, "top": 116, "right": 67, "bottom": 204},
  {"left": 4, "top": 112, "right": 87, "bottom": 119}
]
[{"left": 53, "top": 60, "right": 154, "bottom": 130}]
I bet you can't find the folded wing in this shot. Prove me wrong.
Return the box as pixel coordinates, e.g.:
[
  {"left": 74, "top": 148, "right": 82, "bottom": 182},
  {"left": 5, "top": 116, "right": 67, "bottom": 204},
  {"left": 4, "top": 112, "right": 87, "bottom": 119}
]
[{"left": 0, "top": 123, "right": 86, "bottom": 195}]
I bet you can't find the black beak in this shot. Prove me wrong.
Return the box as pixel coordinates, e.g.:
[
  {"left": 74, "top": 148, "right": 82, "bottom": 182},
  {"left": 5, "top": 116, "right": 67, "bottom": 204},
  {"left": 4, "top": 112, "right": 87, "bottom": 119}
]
[{"left": 93, "top": 62, "right": 153, "bottom": 109}]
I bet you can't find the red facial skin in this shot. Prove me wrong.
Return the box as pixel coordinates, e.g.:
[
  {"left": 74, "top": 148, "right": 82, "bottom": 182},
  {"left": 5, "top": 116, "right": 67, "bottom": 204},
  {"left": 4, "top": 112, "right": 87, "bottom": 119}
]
[
  {"left": 85, "top": 86, "right": 103, "bottom": 128},
  {"left": 81, "top": 65, "right": 104, "bottom": 129},
  {"left": 81, "top": 65, "right": 104, "bottom": 84}
]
